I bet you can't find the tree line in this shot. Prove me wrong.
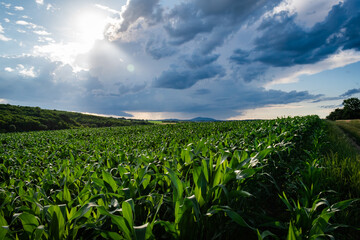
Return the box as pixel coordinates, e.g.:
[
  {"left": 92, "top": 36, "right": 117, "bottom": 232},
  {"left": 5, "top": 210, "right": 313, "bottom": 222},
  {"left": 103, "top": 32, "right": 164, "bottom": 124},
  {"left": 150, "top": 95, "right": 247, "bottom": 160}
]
[
  {"left": 326, "top": 98, "right": 360, "bottom": 120},
  {"left": 0, "top": 104, "right": 151, "bottom": 133}
]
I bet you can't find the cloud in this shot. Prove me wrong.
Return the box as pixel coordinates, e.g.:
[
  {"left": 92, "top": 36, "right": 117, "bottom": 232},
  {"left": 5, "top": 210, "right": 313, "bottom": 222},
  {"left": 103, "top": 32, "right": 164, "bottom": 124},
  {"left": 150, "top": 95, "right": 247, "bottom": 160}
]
[
  {"left": 105, "top": 0, "right": 162, "bottom": 40},
  {"left": 194, "top": 89, "right": 211, "bottom": 95},
  {"left": 33, "top": 30, "right": 51, "bottom": 36},
  {"left": 340, "top": 88, "right": 360, "bottom": 97},
  {"left": 320, "top": 104, "right": 342, "bottom": 109},
  {"left": 164, "top": 0, "right": 281, "bottom": 51},
  {"left": 14, "top": 6, "right": 24, "bottom": 11},
  {"left": 241, "top": 0, "right": 360, "bottom": 68},
  {"left": 164, "top": 3, "right": 215, "bottom": 45},
  {"left": 184, "top": 53, "right": 219, "bottom": 68},
  {"left": 94, "top": 4, "right": 121, "bottom": 14},
  {"left": 145, "top": 38, "right": 177, "bottom": 60},
  {"left": 230, "top": 49, "right": 251, "bottom": 64},
  {"left": 153, "top": 64, "right": 225, "bottom": 89},
  {"left": 0, "top": 23, "right": 11, "bottom": 41},
  {"left": 1, "top": 2, "right": 11, "bottom": 9},
  {"left": 311, "top": 96, "right": 341, "bottom": 103},
  {"left": 16, "top": 20, "right": 37, "bottom": 28},
  {"left": 36, "top": 0, "right": 44, "bottom": 5},
  {"left": 46, "top": 4, "right": 56, "bottom": 11}
]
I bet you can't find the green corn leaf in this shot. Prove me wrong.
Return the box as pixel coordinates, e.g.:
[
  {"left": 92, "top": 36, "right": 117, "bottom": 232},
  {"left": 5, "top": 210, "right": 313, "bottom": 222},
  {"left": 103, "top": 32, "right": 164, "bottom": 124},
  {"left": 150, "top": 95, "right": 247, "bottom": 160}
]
[
  {"left": 18, "top": 212, "right": 39, "bottom": 237},
  {"left": 186, "top": 195, "right": 201, "bottom": 222},
  {"left": 102, "top": 171, "right": 118, "bottom": 192},
  {"left": 69, "top": 202, "right": 98, "bottom": 222},
  {"left": 155, "top": 220, "right": 178, "bottom": 238},
  {"left": 63, "top": 184, "right": 71, "bottom": 202},
  {"left": 0, "top": 215, "right": 8, "bottom": 239},
  {"left": 98, "top": 206, "right": 132, "bottom": 240},
  {"left": 100, "top": 231, "right": 123, "bottom": 240},
  {"left": 165, "top": 167, "right": 183, "bottom": 201},
  {"left": 47, "top": 205, "right": 66, "bottom": 240},
  {"left": 287, "top": 222, "right": 301, "bottom": 240},
  {"left": 223, "top": 208, "right": 255, "bottom": 230},
  {"left": 33, "top": 225, "right": 45, "bottom": 240},
  {"left": 122, "top": 200, "right": 134, "bottom": 230}
]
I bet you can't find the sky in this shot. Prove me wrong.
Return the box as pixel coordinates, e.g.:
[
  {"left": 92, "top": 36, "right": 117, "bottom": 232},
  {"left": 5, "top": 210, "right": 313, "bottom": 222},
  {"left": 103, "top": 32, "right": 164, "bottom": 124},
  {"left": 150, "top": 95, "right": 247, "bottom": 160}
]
[{"left": 0, "top": 0, "right": 360, "bottom": 120}]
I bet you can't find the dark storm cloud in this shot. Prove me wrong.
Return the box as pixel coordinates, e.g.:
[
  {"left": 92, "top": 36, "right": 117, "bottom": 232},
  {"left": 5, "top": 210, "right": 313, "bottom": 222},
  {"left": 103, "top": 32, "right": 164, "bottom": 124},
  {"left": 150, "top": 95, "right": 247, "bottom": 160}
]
[
  {"left": 153, "top": 64, "right": 225, "bottom": 89},
  {"left": 311, "top": 96, "right": 341, "bottom": 103},
  {"left": 240, "top": 0, "right": 360, "bottom": 67},
  {"left": 120, "top": 0, "right": 162, "bottom": 31},
  {"left": 340, "top": 88, "right": 360, "bottom": 97},
  {"left": 164, "top": 3, "right": 215, "bottom": 45},
  {"left": 145, "top": 38, "right": 177, "bottom": 60},
  {"left": 184, "top": 53, "right": 219, "bottom": 68},
  {"left": 194, "top": 89, "right": 211, "bottom": 95},
  {"left": 164, "top": 0, "right": 280, "bottom": 50},
  {"left": 230, "top": 49, "right": 251, "bottom": 65}
]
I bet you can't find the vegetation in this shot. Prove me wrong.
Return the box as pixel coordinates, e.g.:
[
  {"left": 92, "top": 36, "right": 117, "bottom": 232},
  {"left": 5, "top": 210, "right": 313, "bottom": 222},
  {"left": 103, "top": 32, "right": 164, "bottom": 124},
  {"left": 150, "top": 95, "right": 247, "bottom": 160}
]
[
  {"left": 321, "top": 121, "right": 360, "bottom": 238},
  {"left": 326, "top": 98, "right": 360, "bottom": 120},
  {"left": 0, "top": 104, "right": 150, "bottom": 133},
  {"left": 0, "top": 116, "right": 359, "bottom": 239},
  {"left": 333, "top": 119, "right": 360, "bottom": 147}
]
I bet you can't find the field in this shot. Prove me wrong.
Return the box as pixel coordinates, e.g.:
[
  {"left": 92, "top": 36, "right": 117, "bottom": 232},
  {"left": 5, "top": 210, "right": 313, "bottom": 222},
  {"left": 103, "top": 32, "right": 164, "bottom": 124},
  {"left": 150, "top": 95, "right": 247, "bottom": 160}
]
[
  {"left": 334, "top": 120, "right": 360, "bottom": 148},
  {"left": 0, "top": 116, "right": 359, "bottom": 239}
]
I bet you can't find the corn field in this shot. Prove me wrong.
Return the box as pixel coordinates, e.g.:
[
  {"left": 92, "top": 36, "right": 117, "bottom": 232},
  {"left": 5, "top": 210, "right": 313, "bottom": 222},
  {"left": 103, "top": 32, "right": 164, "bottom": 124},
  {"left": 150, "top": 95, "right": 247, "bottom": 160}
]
[{"left": 0, "top": 116, "right": 358, "bottom": 239}]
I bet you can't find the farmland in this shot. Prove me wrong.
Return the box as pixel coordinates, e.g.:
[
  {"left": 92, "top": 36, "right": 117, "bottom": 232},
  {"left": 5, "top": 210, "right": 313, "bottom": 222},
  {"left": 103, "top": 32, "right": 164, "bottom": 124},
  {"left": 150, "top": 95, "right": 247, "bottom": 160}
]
[{"left": 0, "top": 116, "right": 359, "bottom": 239}]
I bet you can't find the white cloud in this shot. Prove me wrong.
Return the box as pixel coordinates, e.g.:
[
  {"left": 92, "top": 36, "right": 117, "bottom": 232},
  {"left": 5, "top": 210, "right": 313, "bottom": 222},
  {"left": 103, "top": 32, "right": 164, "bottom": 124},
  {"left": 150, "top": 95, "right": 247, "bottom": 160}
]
[
  {"left": 33, "top": 30, "right": 51, "bottom": 36},
  {"left": 0, "top": 35, "right": 12, "bottom": 41},
  {"left": 14, "top": 6, "right": 24, "bottom": 11},
  {"left": 36, "top": 0, "right": 44, "bottom": 5},
  {"left": 94, "top": 4, "right": 121, "bottom": 14},
  {"left": 4, "top": 18, "right": 10, "bottom": 23},
  {"left": 270, "top": 0, "right": 344, "bottom": 28},
  {"left": 46, "top": 4, "right": 56, "bottom": 11},
  {"left": 16, "top": 20, "right": 39, "bottom": 29},
  {"left": 1, "top": 2, "right": 11, "bottom": 9},
  {"left": 16, "top": 20, "right": 30, "bottom": 26},
  {"left": 0, "top": 23, "right": 11, "bottom": 41},
  {"left": 33, "top": 42, "right": 92, "bottom": 71},
  {"left": 4, "top": 67, "right": 14, "bottom": 72},
  {"left": 0, "top": 98, "right": 7, "bottom": 104},
  {"left": 16, "top": 64, "right": 36, "bottom": 78}
]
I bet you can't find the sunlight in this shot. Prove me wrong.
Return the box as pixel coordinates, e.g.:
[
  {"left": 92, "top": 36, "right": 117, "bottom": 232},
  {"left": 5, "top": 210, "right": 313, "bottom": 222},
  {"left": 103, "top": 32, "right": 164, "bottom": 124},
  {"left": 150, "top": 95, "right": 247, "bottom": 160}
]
[{"left": 74, "top": 11, "right": 107, "bottom": 49}]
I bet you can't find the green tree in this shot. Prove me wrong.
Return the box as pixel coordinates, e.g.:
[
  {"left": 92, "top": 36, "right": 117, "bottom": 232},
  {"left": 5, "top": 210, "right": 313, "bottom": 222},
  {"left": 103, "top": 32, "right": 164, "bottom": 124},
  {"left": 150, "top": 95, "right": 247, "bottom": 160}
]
[{"left": 327, "top": 97, "right": 360, "bottom": 120}]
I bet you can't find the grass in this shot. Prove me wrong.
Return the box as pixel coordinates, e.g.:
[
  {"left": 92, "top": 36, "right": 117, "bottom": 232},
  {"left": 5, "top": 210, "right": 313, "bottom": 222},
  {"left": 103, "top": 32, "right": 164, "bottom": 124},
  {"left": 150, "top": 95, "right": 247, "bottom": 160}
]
[
  {"left": 320, "top": 120, "right": 360, "bottom": 238},
  {"left": 321, "top": 120, "right": 360, "bottom": 197},
  {"left": 334, "top": 119, "right": 360, "bottom": 147}
]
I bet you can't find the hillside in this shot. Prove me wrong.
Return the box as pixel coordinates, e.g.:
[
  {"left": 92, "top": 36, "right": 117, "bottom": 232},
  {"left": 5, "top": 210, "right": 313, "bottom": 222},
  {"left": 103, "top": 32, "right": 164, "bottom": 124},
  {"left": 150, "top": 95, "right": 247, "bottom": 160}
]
[{"left": 0, "top": 104, "right": 150, "bottom": 133}]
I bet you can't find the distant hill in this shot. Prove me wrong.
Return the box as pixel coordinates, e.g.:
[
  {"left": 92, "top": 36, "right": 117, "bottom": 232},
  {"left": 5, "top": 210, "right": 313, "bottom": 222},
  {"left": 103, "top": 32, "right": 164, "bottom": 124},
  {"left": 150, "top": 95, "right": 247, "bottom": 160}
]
[
  {"left": 162, "top": 117, "right": 220, "bottom": 122},
  {"left": 0, "top": 104, "right": 151, "bottom": 133},
  {"left": 189, "top": 117, "right": 219, "bottom": 122}
]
